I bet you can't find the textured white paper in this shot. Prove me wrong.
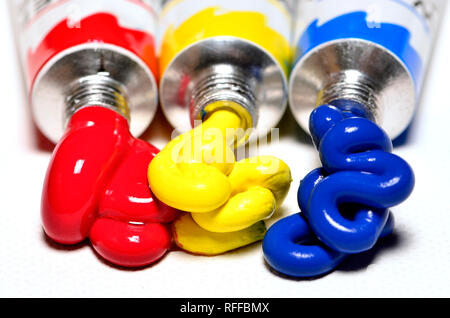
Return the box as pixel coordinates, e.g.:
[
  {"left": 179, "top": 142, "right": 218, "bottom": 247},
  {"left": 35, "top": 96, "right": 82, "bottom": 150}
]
[{"left": 1, "top": 1, "right": 449, "bottom": 298}]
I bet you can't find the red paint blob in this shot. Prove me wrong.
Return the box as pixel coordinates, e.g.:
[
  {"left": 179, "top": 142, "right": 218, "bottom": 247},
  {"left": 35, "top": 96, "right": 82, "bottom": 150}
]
[{"left": 42, "top": 107, "right": 178, "bottom": 267}]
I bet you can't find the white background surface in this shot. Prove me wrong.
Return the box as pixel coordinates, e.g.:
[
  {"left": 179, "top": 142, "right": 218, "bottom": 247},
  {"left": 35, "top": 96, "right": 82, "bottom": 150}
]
[{"left": 1, "top": 1, "right": 450, "bottom": 298}]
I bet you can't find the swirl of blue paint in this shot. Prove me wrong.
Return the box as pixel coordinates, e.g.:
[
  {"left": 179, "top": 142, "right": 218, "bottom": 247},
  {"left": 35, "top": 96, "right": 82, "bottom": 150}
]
[{"left": 263, "top": 103, "right": 414, "bottom": 277}]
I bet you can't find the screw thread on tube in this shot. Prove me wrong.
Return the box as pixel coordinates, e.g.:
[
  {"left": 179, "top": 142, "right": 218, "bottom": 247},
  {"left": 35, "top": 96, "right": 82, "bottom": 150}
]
[
  {"left": 318, "top": 70, "right": 379, "bottom": 122},
  {"left": 65, "top": 74, "right": 130, "bottom": 125},
  {"left": 190, "top": 65, "right": 258, "bottom": 134},
  {"left": 159, "top": 37, "right": 288, "bottom": 140},
  {"left": 288, "top": 40, "right": 416, "bottom": 140}
]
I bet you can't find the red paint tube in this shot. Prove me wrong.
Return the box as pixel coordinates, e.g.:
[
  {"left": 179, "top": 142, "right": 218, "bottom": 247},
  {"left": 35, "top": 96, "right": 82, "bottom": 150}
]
[
  {"left": 10, "top": 1, "right": 179, "bottom": 268},
  {"left": 12, "top": 0, "right": 160, "bottom": 143}
]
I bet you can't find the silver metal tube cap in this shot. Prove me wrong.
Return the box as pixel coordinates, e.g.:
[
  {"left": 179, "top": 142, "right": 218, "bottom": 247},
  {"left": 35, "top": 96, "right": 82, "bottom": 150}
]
[
  {"left": 289, "top": 39, "right": 416, "bottom": 140},
  {"left": 31, "top": 43, "right": 158, "bottom": 143},
  {"left": 159, "top": 36, "right": 288, "bottom": 139}
]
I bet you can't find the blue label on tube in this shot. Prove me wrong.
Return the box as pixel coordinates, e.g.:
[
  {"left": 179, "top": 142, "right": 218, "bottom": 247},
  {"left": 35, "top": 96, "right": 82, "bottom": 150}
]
[{"left": 293, "top": 0, "right": 433, "bottom": 93}]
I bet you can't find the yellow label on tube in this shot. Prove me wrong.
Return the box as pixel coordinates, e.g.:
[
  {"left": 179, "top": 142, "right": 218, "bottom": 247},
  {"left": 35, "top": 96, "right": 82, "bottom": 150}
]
[{"left": 159, "top": 0, "right": 292, "bottom": 76}]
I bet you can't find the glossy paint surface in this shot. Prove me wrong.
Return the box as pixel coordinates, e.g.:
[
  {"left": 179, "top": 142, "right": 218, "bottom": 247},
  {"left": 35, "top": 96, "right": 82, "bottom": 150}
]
[
  {"left": 303, "top": 104, "right": 415, "bottom": 253},
  {"left": 148, "top": 106, "right": 292, "bottom": 255},
  {"left": 263, "top": 211, "right": 394, "bottom": 278},
  {"left": 263, "top": 213, "right": 348, "bottom": 278},
  {"left": 263, "top": 103, "right": 414, "bottom": 277},
  {"left": 42, "top": 107, "right": 178, "bottom": 267}
]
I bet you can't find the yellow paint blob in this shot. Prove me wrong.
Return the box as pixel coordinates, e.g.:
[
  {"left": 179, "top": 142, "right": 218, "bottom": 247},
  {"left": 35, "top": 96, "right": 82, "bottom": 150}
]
[
  {"left": 192, "top": 156, "right": 292, "bottom": 233},
  {"left": 148, "top": 103, "right": 245, "bottom": 213},
  {"left": 148, "top": 102, "right": 292, "bottom": 255},
  {"left": 172, "top": 213, "right": 267, "bottom": 256},
  {"left": 159, "top": 6, "right": 292, "bottom": 76}
]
